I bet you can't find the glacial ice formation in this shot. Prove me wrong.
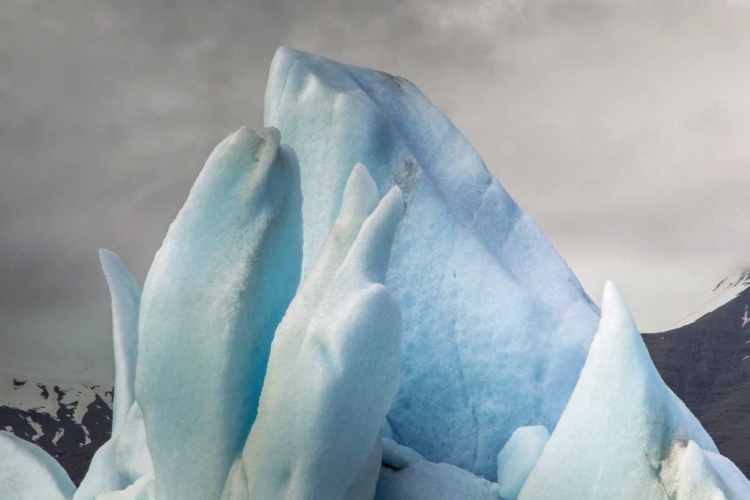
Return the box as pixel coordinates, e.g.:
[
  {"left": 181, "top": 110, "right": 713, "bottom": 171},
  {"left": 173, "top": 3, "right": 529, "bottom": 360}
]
[
  {"left": 495, "top": 426, "right": 549, "bottom": 500},
  {"left": 239, "top": 165, "right": 404, "bottom": 499},
  {"left": 518, "top": 282, "right": 747, "bottom": 500},
  {"left": 3, "top": 48, "right": 750, "bottom": 500},
  {"left": 0, "top": 431, "right": 75, "bottom": 500},
  {"left": 137, "top": 127, "right": 303, "bottom": 500},
  {"left": 265, "top": 47, "right": 600, "bottom": 479},
  {"left": 74, "top": 251, "right": 152, "bottom": 500}
]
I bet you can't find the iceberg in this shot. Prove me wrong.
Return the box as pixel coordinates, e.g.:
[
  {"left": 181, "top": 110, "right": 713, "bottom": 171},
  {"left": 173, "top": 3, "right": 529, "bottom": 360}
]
[
  {"left": 518, "top": 282, "right": 749, "bottom": 500},
  {"left": 376, "top": 460, "right": 501, "bottom": 500},
  {"left": 2, "top": 48, "right": 749, "bottom": 500},
  {"left": 265, "top": 47, "right": 600, "bottom": 478},
  {"left": 676, "top": 441, "right": 730, "bottom": 500}
]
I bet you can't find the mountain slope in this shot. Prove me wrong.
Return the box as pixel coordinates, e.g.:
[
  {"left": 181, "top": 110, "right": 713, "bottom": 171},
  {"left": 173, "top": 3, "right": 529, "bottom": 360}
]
[{"left": 644, "top": 273, "right": 750, "bottom": 475}]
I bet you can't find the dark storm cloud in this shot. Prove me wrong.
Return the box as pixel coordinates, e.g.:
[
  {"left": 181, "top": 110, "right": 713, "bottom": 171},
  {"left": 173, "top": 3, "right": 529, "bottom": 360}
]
[{"left": 2, "top": 0, "right": 750, "bottom": 381}]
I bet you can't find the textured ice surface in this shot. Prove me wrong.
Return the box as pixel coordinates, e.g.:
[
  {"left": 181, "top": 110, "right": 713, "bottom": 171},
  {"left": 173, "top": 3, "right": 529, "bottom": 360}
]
[
  {"left": 519, "top": 282, "right": 720, "bottom": 500},
  {"left": 95, "top": 474, "right": 154, "bottom": 500},
  {"left": 137, "top": 127, "right": 303, "bottom": 500},
  {"left": 705, "top": 451, "right": 750, "bottom": 499},
  {"left": 100, "top": 250, "right": 140, "bottom": 431},
  {"left": 495, "top": 426, "right": 549, "bottom": 500},
  {"left": 265, "top": 47, "right": 600, "bottom": 478},
  {"left": 75, "top": 251, "right": 152, "bottom": 500},
  {"left": 376, "top": 460, "right": 501, "bottom": 500},
  {"left": 235, "top": 165, "right": 404, "bottom": 500},
  {"left": 676, "top": 441, "right": 730, "bottom": 500},
  {"left": 0, "top": 431, "right": 75, "bottom": 500}
]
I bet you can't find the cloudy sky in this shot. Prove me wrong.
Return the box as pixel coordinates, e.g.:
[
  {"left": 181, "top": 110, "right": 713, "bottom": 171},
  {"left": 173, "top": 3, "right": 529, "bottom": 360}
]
[{"left": 2, "top": 0, "right": 750, "bottom": 383}]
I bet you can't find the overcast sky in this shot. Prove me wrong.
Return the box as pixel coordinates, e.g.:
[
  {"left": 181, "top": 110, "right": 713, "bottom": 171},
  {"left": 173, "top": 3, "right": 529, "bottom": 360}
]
[{"left": 2, "top": 0, "right": 750, "bottom": 383}]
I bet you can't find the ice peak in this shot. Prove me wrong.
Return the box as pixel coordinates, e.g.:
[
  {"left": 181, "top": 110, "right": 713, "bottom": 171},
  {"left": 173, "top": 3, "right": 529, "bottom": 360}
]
[{"left": 599, "top": 281, "right": 639, "bottom": 340}]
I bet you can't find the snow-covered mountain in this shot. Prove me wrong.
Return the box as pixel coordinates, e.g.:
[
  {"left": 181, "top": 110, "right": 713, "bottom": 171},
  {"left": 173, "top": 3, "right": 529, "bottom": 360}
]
[
  {"left": 0, "top": 371, "right": 112, "bottom": 484},
  {"left": 644, "top": 271, "right": 750, "bottom": 475},
  {"left": 668, "top": 270, "right": 750, "bottom": 330}
]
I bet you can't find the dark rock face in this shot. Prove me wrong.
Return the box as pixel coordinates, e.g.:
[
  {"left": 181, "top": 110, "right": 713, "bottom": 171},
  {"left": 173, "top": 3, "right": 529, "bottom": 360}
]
[
  {"left": 643, "top": 286, "right": 750, "bottom": 475},
  {"left": 0, "top": 385, "right": 112, "bottom": 485}
]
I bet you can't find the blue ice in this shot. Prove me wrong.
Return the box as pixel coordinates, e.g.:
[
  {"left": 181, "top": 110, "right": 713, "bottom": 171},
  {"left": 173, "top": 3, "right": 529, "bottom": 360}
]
[{"left": 265, "top": 47, "right": 600, "bottom": 478}]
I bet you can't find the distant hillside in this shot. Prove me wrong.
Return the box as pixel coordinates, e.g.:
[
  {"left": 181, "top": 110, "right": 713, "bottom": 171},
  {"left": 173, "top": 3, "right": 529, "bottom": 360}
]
[{"left": 644, "top": 273, "right": 750, "bottom": 475}]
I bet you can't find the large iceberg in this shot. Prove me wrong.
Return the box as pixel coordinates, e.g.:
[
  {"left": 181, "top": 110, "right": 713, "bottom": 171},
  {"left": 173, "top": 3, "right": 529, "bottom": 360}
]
[
  {"left": 265, "top": 47, "right": 600, "bottom": 479},
  {"left": 2, "top": 48, "right": 749, "bottom": 500}
]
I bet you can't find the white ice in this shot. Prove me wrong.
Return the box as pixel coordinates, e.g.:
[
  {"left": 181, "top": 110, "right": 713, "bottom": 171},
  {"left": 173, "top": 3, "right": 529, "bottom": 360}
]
[
  {"left": 0, "top": 431, "right": 75, "bottom": 500},
  {"left": 136, "top": 127, "right": 303, "bottom": 500},
  {"left": 495, "top": 426, "right": 549, "bottom": 500},
  {"left": 264, "top": 46, "right": 600, "bottom": 480},
  {"left": 74, "top": 250, "right": 152, "bottom": 500},
  {"left": 234, "top": 165, "right": 404, "bottom": 499},
  {"left": 519, "top": 282, "right": 733, "bottom": 500}
]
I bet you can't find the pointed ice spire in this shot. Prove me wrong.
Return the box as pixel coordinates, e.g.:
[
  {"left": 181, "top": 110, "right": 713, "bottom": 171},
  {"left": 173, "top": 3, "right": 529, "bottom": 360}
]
[
  {"left": 237, "top": 166, "right": 404, "bottom": 500},
  {"left": 98, "top": 249, "right": 141, "bottom": 432},
  {"left": 519, "top": 281, "right": 718, "bottom": 500},
  {"left": 137, "top": 126, "right": 303, "bottom": 500},
  {"left": 74, "top": 251, "right": 152, "bottom": 500}
]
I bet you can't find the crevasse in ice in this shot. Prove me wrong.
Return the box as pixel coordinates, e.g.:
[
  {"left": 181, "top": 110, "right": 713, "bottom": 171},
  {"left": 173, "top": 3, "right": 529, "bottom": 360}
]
[{"left": 2, "top": 48, "right": 749, "bottom": 500}]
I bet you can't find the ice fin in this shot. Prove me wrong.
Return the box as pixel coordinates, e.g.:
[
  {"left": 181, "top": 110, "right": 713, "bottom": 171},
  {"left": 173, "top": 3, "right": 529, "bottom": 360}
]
[
  {"left": 519, "top": 282, "right": 719, "bottom": 500},
  {"left": 238, "top": 173, "right": 403, "bottom": 500},
  {"left": 137, "top": 126, "right": 302, "bottom": 500},
  {"left": 75, "top": 253, "right": 151, "bottom": 500},
  {"left": 98, "top": 249, "right": 141, "bottom": 434},
  {"left": 496, "top": 426, "right": 549, "bottom": 500}
]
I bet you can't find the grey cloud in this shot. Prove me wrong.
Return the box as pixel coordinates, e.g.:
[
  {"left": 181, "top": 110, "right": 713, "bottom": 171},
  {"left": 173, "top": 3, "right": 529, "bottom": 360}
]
[{"left": 2, "top": 0, "right": 750, "bottom": 382}]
